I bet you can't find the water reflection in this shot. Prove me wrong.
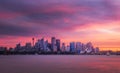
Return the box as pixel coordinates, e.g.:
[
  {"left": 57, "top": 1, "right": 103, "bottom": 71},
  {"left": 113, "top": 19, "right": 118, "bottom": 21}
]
[{"left": 0, "top": 55, "right": 120, "bottom": 73}]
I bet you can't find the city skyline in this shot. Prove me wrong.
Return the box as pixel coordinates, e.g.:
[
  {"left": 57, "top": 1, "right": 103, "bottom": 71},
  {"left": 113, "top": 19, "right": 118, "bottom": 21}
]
[
  {"left": 0, "top": 0, "right": 120, "bottom": 51},
  {"left": 0, "top": 37, "right": 101, "bottom": 55}
]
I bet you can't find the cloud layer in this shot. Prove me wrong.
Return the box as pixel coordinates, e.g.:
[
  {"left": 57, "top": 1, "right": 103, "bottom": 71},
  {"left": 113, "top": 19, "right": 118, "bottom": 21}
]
[{"left": 0, "top": 0, "right": 120, "bottom": 50}]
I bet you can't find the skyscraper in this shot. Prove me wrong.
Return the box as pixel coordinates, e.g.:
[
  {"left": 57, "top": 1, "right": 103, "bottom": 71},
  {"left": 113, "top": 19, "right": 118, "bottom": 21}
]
[
  {"left": 76, "top": 42, "right": 82, "bottom": 54},
  {"left": 34, "top": 39, "right": 43, "bottom": 52},
  {"left": 70, "top": 42, "right": 75, "bottom": 53},
  {"left": 40, "top": 38, "right": 48, "bottom": 52},
  {"left": 40, "top": 38, "right": 44, "bottom": 50},
  {"left": 56, "top": 39, "right": 60, "bottom": 52},
  {"left": 44, "top": 40, "right": 48, "bottom": 52},
  {"left": 80, "top": 43, "right": 86, "bottom": 54},
  {"left": 51, "top": 37, "right": 57, "bottom": 52},
  {"left": 61, "top": 43, "right": 66, "bottom": 52}
]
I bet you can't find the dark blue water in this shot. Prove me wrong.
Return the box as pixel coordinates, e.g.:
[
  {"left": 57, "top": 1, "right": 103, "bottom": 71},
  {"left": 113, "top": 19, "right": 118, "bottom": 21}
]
[{"left": 0, "top": 55, "right": 120, "bottom": 73}]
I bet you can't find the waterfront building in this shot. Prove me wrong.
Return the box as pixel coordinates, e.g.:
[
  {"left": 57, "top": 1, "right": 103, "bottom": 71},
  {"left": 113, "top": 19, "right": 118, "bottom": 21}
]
[
  {"left": 66, "top": 45, "right": 70, "bottom": 52},
  {"left": 15, "top": 43, "right": 21, "bottom": 51},
  {"left": 70, "top": 42, "right": 75, "bottom": 53},
  {"left": 95, "top": 47, "right": 100, "bottom": 54},
  {"left": 34, "top": 39, "right": 41, "bottom": 51},
  {"left": 51, "top": 37, "right": 56, "bottom": 52},
  {"left": 80, "top": 44, "right": 86, "bottom": 54},
  {"left": 85, "top": 42, "right": 94, "bottom": 54},
  {"left": 25, "top": 42, "right": 32, "bottom": 52},
  {"left": 76, "top": 42, "right": 82, "bottom": 54},
  {"left": 61, "top": 43, "right": 66, "bottom": 52},
  {"left": 56, "top": 39, "right": 61, "bottom": 52}
]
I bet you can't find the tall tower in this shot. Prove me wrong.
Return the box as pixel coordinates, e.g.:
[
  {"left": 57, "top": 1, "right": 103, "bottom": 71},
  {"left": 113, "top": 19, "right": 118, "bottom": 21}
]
[
  {"left": 56, "top": 39, "right": 60, "bottom": 52},
  {"left": 51, "top": 37, "right": 56, "bottom": 52},
  {"left": 32, "top": 38, "right": 35, "bottom": 47}
]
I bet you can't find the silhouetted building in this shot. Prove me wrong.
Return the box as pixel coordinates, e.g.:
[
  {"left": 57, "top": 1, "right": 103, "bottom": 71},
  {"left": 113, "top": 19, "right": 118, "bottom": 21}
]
[
  {"left": 34, "top": 39, "right": 41, "bottom": 52},
  {"left": 80, "top": 43, "right": 86, "bottom": 54},
  {"left": 44, "top": 40, "right": 49, "bottom": 52},
  {"left": 40, "top": 38, "right": 45, "bottom": 51},
  {"left": 56, "top": 39, "right": 60, "bottom": 52},
  {"left": 0, "top": 37, "right": 102, "bottom": 55},
  {"left": 76, "top": 42, "right": 82, "bottom": 54},
  {"left": 95, "top": 47, "right": 100, "bottom": 54},
  {"left": 66, "top": 45, "right": 70, "bottom": 52},
  {"left": 61, "top": 43, "right": 66, "bottom": 52},
  {"left": 25, "top": 43, "right": 32, "bottom": 48},
  {"left": 0, "top": 47, "right": 7, "bottom": 54},
  {"left": 15, "top": 43, "right": 21, "bottom": 51},
  {"left": 51, "top": 37, "right": 57, "bottom": 52},
  {"left": 47, "top": 43, "right": 52, "bottom": 51},
  {"left": 70, "top": 42, "right": 75, "bottom": 53}
]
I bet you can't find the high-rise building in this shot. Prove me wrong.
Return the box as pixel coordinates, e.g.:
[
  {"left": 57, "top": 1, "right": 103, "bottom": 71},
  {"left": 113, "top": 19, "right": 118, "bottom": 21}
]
[
  {"left": 40, "top": 38, "right": 47, "bottom": 52},
  {"left": 76, "top": 42, "right": 82, "bottom": 54},
  {"left": 51, "top": 37, "right": 56, "bottom": 52},
  {"left": 80, "top": 43, "right": 86, "bottom": 54},
  {"left": 45, "top": 41, "right": 51, "bottom": 52},
  {"left": 40, "top": 38, "right": 44, "bottom": 50},
  {"left": 47, "top": 43, "right": 52, "bottom": 51},
  {"left": 66, "top": 45, "right": 70, "bottom": 52},
  {"left": 61, "top": 43, "right": 66, "bottom": 52},
  {"left": 34, "top": 39, "right": 41, "bottom": 51},
  {"left": 35, "top": 38, "right": 46, "bottom": 52},
  {"left": 44, "top": 40, "right": 48, "bottom": 52},
  {"left": 70, "top": 42, "right": 75, "bottom": 53},
  {"left": 56, "top": 39, "right": 60, "bottom": 52}
]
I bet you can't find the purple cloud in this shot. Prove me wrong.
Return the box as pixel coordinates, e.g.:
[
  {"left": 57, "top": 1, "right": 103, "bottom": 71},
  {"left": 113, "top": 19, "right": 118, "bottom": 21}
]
[{"left": 0, "top": 0, "right": 120, "bottom": 37}]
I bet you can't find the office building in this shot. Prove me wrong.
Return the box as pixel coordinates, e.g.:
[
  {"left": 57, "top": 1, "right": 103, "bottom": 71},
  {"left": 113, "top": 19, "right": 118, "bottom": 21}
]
[
  {"left": 66, "top": 45, "right": 70, "bottom": 52},
  {"left": 56, "top": 39, "right": 61, "bottom": 52},
  {"left": 76, "top": 42, "right": 82, "bottom": 54},
  {"left": 51, "top": 37, "right": 56, "bottom": 52},
  {"left": 70, "top": 42, "right": 75, "bottom": 53},
  {"left": 61, "top": 43, "right": 66, "bottom": 52}
]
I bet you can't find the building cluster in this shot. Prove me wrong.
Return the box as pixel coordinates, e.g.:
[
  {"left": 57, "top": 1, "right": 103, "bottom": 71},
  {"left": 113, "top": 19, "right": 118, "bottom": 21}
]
[
  {"left": 0, "top": 37, "right": 119, "bottom": 55},
  {"left": 0, "top": 37, "right": 100, "bottom": 55}
]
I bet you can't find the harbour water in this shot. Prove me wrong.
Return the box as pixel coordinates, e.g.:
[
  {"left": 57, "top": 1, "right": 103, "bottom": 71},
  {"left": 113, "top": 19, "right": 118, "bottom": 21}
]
[{"left": 0, "top": 55, "right": 120, "bottom": 73}]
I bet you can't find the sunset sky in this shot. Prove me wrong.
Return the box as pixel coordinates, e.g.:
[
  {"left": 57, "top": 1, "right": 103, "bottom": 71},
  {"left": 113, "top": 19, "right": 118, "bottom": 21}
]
[{"left": 0, "top": 0, "right": 120, "bottom": 51}]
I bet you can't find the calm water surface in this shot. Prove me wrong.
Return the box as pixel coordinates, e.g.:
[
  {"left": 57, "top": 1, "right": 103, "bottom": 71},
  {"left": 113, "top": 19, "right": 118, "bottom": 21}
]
[{"left": 0, "top": 55, "right": 120, "bottom": 73}]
